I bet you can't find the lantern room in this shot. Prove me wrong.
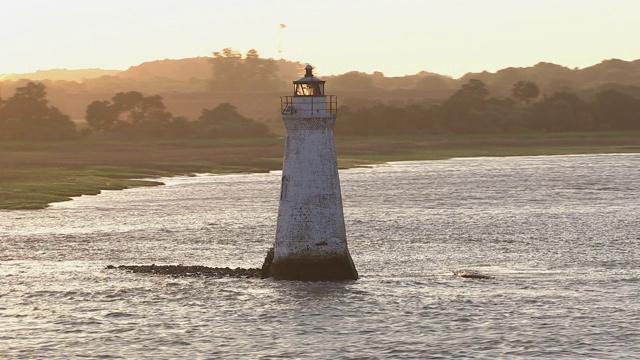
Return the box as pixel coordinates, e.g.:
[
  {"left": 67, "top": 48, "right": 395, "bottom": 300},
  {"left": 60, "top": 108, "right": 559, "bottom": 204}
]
[
  {"left": 281, "top": 64, "right": 337, "bottom": 116},
  {"left": 293, "top": 65, "right": 325, "bottom": 96}
]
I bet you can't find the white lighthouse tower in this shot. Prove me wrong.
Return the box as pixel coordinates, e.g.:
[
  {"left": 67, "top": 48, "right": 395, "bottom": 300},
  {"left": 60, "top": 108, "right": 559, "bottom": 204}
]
[{"left": 266, "top": 65, "right": 358, "bottom": 281}]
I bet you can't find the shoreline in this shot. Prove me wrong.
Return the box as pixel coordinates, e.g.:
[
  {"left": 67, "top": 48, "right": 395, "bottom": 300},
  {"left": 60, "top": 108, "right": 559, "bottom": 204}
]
[{"left": 1, "top": 133, "right": 638, "bottom": 210}]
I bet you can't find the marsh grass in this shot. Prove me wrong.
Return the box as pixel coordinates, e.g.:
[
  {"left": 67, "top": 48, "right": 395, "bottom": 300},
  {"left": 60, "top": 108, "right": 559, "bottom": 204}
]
[{"left": 1, "top": 132, "right": 638, "bottom": 209}]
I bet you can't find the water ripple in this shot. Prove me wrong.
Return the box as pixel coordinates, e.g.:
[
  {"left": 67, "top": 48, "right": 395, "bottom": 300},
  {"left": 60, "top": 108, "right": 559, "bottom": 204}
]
[{"left": 1, "top": 154, "right": 639, "bottom": 358}]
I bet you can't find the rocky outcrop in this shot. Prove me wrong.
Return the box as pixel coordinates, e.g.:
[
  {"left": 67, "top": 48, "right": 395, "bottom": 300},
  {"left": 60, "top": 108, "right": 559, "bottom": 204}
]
[
  {"left": 452, "top": 269, "right": 493, "bottom": 279},
  {"left": 106, "top": 264, "right": 261, "bottom": 278}
]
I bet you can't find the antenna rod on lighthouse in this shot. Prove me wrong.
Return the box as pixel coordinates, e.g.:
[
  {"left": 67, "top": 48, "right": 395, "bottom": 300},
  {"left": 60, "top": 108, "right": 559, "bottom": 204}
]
[{"left": 263, "top": 65, "right": 358, "bottom": 281}]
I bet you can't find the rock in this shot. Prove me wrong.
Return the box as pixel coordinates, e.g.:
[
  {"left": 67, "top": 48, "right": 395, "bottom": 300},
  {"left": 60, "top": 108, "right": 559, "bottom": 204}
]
[
  {"left": 106, "top": 264, "right": 262, "bottom": 278},
  {"left": 452, "top": 269, "right": 493, "bottom": 279}
]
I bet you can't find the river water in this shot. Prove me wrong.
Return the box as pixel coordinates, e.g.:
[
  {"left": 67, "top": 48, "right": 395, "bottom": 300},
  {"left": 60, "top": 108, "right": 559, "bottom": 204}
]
[{"left": 1, "top": 154, "right": 639, "bottom": 359}]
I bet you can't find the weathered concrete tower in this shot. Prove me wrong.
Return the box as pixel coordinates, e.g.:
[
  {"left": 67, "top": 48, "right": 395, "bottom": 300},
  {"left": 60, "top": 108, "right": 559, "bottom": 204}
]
[{"left": 267, "top": 65, "right": 358, "bottom": 281}]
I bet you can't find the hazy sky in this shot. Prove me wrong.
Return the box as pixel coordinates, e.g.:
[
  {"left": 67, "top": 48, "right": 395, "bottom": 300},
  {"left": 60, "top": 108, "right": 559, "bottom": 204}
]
[{"left": 1, "top": 0, "right": 639, "bottom": 78}]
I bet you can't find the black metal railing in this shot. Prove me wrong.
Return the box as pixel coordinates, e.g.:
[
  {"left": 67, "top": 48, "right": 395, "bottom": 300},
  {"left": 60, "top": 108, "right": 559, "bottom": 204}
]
[{"left": 280, "top": 95, "right": 337, "bottom": 115}]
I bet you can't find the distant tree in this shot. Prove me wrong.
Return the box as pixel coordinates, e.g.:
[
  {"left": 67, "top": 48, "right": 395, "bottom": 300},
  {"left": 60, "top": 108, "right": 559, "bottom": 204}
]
[
  {"left": 511, "top": 81, "right": 540, "bottom": 103},
  {"left": 192, "top": 103, "right": 271, "bottom": 138},
  {"left": 0, "top": 82, "right": 78, "bottom": 141},
  {"left": 208, "top": 48, "right": 243, "bottom": 92},
  {"left": 335, "top": 104, "right": 400, "bottom": 136},
  {"left": 85, "top": 91, "right": 175, "bottom": 138},
  {"left": 440, "top": 79, "right": 491, "bottom": 133},
  {"left": 244, "top": 49, "right": 281, "bottom": 90},
  {"left": 335, "top": 102, "right": 435, "bottom": 137},
  {"left": 455, "top": 96, "right": 519, "bottom": 134},
  {"left": 208, "top": 48, "right": 280, "bottom": 92},
  {"left": 167, "top": 116, "right": 194, "bottom": 138},
  {"left": 591, "top": 89, "right": 640, "bottom": 130},
  {"left": 112, "top": 92, "right": 172, "bottom": 127},
  {"left": 532, "top": 91, "right": 593, "bottom": 132},
  {"left": 459, "top": 79, "right": 489, "bottom": 100},
  {"left": 85, "top": 100, "right": 116, "bottom": 132}
]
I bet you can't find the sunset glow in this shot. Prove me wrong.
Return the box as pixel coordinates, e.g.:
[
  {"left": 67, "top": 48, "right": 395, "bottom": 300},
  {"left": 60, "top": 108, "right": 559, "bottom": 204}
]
[{"left": 1, "top": 0, "right": 640, "bottom": 77}]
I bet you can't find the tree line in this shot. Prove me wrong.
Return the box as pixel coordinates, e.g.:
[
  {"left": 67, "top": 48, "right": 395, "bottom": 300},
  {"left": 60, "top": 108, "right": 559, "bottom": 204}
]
[
  {"left": 4, "top": 50, "right": 640, "bottom": 124},
  {"left": 335, "top": 79, "right": 640, "bottom": 136},
  {"left": 2, "top": 78, "right": 639, "bottom": 142},
  {"left": 0, "top": 82, "right": 271, "bottom": 141}
]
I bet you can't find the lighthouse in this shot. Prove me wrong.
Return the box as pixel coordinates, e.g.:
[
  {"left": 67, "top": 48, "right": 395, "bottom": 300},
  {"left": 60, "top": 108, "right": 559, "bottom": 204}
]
[{"left": 266, "top": 65, "right": 358, "bottom": 281}]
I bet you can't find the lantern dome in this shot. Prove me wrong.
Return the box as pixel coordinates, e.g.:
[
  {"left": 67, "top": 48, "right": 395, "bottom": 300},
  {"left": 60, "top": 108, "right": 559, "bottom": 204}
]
[{"left": 293, "top": 65, "right": 325, "bottom": 96}]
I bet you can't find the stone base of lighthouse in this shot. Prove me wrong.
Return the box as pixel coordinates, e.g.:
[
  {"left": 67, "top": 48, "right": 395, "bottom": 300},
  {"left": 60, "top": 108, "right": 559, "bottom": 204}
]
[{"left": 266, "top": 252, "right": 358, "bottom": 281}]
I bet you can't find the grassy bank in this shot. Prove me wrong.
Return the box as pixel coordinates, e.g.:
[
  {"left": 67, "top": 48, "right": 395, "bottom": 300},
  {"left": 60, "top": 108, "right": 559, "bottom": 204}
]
[{"left": 1, "top": 132, "right": 638, "bottom": 210}]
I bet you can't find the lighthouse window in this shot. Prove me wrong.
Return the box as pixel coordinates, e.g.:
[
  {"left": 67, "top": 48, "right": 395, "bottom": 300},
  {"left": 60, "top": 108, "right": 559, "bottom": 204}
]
[{"left": 295, "top": 83, "right": 324, "bottom": 96}]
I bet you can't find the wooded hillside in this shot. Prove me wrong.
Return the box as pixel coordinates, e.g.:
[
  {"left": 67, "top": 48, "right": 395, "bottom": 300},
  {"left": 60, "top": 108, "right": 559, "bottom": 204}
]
[{"left": 2, "top": 54, "right": 640, "bottom": 133}]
